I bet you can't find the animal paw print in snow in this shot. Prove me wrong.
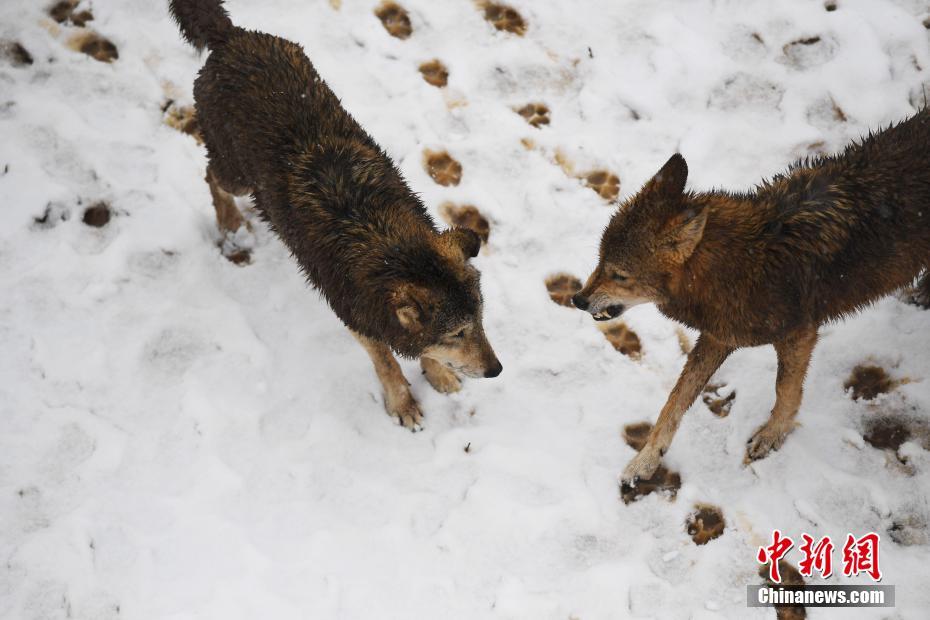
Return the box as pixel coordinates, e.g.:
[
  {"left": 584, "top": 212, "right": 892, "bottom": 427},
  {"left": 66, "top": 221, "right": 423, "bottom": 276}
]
[
  {"left": 376, "top": 2, "right": 412, "bottom": 40},
  {"left": 545, "top": 273, "right": 582, "bottom": 307},
  {"left": 583, "top": 170, "right": 620, "bottom": 201},
  {"left": 441, "top": 203, "right": 490, "bottom": 244},
  {"left": 599, "top": 322, "right": 642, "bottom": 359},
  {"left": 419, "top": 59, "right": 448, "bottom": 87},
  {"left": 483, "top": 3, "right": 527, "bottom": 36},
  {"left": 686, "top": 504, "right": 726, "bottom": 545},
  {"left": 516, "top": 103, "right": 550, "bottom": 128},
  {"left": 702, "top": 383, "right": 736, "bottom": 417},
  {"left": 424, "top": 150, "right": 462, "bottom": 186}
]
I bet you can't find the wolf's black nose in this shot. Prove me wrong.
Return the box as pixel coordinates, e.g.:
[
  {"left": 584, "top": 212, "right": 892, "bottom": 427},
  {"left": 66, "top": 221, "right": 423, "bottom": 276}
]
[
  {"left": 484, "top": 361, "right": 503, "bottom": 378},
  {"left": 572, "top": 294, "right": 589, "bottom": 310}
]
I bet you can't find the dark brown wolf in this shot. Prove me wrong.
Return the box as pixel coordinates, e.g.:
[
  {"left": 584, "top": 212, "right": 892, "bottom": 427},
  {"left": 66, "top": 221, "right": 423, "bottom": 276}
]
[
  {"left": 169, "top": 0, "right": 501, "bottom": 430},
  {"left": 573, "top": 110, "right": 930, "bottom": 488}
]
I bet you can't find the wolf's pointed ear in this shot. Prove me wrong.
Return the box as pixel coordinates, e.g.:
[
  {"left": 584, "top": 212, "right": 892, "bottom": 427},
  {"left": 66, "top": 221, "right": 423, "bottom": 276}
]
[
  {"left": 439, "top": 227, "right": 481, "bottom": 261},
  {"left": 660, "top": 206, "right": 707, "bottom": 262},
  {"left": 645, "top": 153, "right": 689, "bottom": 200},
  {"left": 391, "top": 283, "right": 434, "bottom": 333}
]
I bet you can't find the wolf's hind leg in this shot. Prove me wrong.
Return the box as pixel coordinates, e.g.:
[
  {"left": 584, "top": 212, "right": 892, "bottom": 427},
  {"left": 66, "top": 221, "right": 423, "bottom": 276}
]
[
  {"left": 354, "top": 332, "right": 424, "bottom": 431},
  {"left": 206, "top": 164, "right": 247, "bottom": 235},
  {"left": 421, "top": 357, "right": 462, "bottom": 394},
  {"left": 621, "top": 334, "right": 733, "bottom": 486},
  {"left": 745, "top": 327, "right": 818, "bottom": 463}
]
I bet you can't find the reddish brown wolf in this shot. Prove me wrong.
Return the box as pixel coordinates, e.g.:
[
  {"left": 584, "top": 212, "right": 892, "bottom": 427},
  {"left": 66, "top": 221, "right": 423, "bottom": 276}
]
[
  {"left": 169, "top": 0, "right": 501, "bottom": 431},
  {"left": 573, "top": 111, "right": 930, "bottom": 489}
]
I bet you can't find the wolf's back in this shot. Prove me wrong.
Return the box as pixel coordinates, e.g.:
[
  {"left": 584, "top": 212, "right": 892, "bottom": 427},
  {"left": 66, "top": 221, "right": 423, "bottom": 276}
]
[{"left": 169, "top": 0, "right": 233, "bottom": 51}]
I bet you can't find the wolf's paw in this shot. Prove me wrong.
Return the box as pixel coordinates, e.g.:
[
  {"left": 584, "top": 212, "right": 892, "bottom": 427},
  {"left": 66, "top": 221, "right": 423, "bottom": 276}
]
[
  {"left": 620, "top": 464, "right": 681, "bottom": 504},
  {"left": 424, "top": 150, "right": 463, "bottom": 187},
  {"left": 386, "top": 391, "right": 424, "bottom": 431},
  {"left": 620, "top": 446, "right": 662, "bottom": 488},
  {"left": 745, "top": 422, "right": 794, "bottom": 463},
  {"left": 422, "top": 358, "right": 462, "bottom": 394},
  {"left": 219, "top": 229, "right": 253, "bottom": 266},
  {"left": 375, "top": 2, "right": 412, "bottom": 40}
]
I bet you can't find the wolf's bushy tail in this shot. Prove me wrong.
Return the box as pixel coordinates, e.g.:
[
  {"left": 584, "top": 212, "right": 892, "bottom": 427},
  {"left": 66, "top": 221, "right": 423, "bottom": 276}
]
[{"left": 169, "top": 0, "right": 233, "bottom": 51}]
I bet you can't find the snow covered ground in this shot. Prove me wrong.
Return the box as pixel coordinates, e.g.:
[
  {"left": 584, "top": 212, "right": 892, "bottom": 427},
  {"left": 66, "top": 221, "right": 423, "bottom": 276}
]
[{"left": 2, "top": 0, "right": 930, "bottom": 618}]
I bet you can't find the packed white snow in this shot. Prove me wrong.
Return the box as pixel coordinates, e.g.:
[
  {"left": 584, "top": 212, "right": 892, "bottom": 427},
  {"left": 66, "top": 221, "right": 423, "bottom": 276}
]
[{"left": 1, "top": 0, "right": 929, "bottom": 618}]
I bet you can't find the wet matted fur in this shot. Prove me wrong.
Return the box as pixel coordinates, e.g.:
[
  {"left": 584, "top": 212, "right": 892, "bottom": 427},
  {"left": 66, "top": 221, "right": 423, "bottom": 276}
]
[
  {"left": 169, "top": 0, "right": 501, "bottom": 430},
  {"left": 573, "top": 110, "right": 930, "bottom": 488}
]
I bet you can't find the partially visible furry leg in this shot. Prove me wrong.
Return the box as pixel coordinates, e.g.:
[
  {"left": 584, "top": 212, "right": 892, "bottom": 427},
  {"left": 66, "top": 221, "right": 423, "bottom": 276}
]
[
  {"left": 354, "top": 332, "right": 423, "bottom": 431},
  {"left": 621, "top": 333, "right": 733, "bottom": 487},
  {"left": 421, "top": 357, "right": 461, "bottom": 394},
  {"left": 745, "top": 327, "right": 818, "bottom": 463},
  {"left": 206, "top": 164, "right": 252, "bottom": 263},
  {"left": 207, "top": 165, "right": 246, "bottom": 234}
]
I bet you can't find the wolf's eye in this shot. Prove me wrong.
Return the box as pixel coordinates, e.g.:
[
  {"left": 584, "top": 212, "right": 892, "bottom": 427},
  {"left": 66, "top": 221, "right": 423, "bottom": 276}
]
[
  {"left": 452, "top": 329, "right": 466, "bottom": 339},
  {"left": 612, "top": 272, "right": 629, "bottom": 283}
]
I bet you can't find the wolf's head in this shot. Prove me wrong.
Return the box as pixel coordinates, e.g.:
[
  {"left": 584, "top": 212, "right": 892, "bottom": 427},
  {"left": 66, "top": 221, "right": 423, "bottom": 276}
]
[
  {"left": 387, "top": 227, "right": 502, "bottom": 378},
  {"left": 573, "top": 154, "right": 708, "bottom": 320}
]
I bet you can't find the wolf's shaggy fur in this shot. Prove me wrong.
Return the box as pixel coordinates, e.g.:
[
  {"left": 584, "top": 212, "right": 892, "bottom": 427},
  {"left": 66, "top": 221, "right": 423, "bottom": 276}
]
[
  {"left": 575, "top": 110, "right": 930, "bottom": 486},
  {"left": 169, "top": 0, "right": 501, "bottom": 429}
]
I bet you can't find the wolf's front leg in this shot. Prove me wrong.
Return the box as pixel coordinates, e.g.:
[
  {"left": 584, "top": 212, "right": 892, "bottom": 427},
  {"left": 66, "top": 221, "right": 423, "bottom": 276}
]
[
  {"left": 353, "top": 332, "right": 423, "bottom": 431},
  {"left": 421, "top": 357, "right": 462, "bottom": 394},
  {"left": 621, "top": 334, "right": 733, "bottom": 489},
  {"left": 746, "top": 327, "right": 817, "bottom": 462}
]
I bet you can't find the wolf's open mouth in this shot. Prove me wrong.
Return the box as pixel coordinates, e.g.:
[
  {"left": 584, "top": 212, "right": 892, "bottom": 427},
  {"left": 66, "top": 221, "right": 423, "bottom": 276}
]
[{"left": 592, "top": 305, "right": 624, "bottom": 321}]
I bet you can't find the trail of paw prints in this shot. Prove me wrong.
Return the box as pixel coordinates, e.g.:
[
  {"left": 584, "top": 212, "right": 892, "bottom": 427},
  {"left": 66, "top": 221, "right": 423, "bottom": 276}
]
[
  {"left": 845, "top": 363, "right": 928, "bottom": 471},
  {"left": 46, "top": 1, "right": 118, "bottom": 63},
  {"left": 477, "top": 1, "right": 527, "bottom": 36},
  {"left": 375, "top": 2, "right": 412, "bottom": 40},
  {"left": 424, "top": 150, "right": 463, "bottom": 186},
  {"left": 702, "top": 382, "right": 736, "bottom": 417},
  {"left": 419, "top": 59, "right": 448, "bottom": 87},
  {"left": 522, "top": 142, "right": 621, "bottom": 203},
  {"left": 32, "top": 199, "right": 112, "bottom": 230},
  {"left": 686, "top": 504, "right": 725, "bottom": 545},
  {"left": 440, "top": 203, "right": 490, "bottom": 245},
  {"left": 620, "top": 422, "right": 681, "bottom": 504}
]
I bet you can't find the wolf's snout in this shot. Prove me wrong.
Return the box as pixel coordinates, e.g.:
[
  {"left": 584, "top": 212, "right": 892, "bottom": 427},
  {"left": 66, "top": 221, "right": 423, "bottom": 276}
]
[
  {"left": 572, "top": 293, "right": 590, "bottom": 310},
  {"left": 484, "top": 360, "right": 503, "bottom": 378}
]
